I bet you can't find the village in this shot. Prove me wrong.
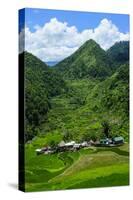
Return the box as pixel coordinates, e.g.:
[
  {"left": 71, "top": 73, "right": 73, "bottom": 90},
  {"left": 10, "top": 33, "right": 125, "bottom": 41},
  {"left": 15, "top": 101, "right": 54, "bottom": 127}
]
[{"left": 35, "top": 136, "right": 124, "bottom": 155}]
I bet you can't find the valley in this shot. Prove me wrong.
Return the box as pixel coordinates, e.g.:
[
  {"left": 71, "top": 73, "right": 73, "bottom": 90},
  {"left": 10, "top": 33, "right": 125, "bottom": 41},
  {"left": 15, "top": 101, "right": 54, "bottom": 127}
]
[{"left": 22, "top": 39, "right": 129, "bottom": 191}]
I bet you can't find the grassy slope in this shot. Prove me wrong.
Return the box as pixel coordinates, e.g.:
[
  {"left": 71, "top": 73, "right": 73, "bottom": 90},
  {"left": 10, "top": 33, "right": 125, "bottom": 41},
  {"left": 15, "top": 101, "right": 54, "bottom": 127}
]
[
  {"left": 25, "top": 76, "right": 129, "bottom": 191},
  {"left": 25, "top": 144, "right": 129, "bottom": 191},
  {"left": 40, "top": 77, "right": 129, "bottom": 142}
]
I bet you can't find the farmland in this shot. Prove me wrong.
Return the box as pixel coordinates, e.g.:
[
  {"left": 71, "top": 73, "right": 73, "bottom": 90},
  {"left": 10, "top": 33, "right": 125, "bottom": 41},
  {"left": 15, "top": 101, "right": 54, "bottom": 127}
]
[
  {"left": 25, "top": 143, "right": 129, "bottom": 191},
  {"left": 22, "top": 40, "right": 129, "bottom": 191}
]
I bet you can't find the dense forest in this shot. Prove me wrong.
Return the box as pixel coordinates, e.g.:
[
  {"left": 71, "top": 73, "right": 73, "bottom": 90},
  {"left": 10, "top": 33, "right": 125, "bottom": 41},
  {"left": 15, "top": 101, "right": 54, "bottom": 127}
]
[
  {"left": 22, "top": 39, "right": 129, "bottom": 192},
  {"left": 21, "top": 40, "right": 129, "bottom": 143},
  {"left": 20, "top": 52, "right": 66, "bottom": 141},
  {"left": 55, "top": 39, "right": 112, "bottom": 79}
]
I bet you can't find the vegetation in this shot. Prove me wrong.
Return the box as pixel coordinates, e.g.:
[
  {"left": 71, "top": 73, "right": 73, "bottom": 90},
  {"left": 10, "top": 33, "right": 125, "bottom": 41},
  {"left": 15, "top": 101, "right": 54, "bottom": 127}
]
[
  {"left": 55, "top": 39, "right": 111, "bottom": 79},
  {"left": 23, "top": 39, "right": 129, "bottom": 191},
  {"left": 107, "top": 41, "right": 129, "bottom": 70},
  {"left": 101, "top": 121, "right": 111, "bottom": 138},
  {"left": 20, "top": 52, "right": 66, "bottom": 142},
  {"left": 25, "top": 143, "right": 129, "bottom": 191}
]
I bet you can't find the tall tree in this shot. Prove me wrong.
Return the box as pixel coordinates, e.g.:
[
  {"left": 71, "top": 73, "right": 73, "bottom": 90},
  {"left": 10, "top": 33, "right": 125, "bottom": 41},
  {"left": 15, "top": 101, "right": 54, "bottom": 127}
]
[{"left": 101, "top": 121, "right": 111, "bottom": 138}]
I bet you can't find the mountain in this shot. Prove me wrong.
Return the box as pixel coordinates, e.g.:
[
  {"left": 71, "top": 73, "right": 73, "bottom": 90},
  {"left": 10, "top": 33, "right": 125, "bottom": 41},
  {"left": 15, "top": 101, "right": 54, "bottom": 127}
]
[
  {"left": 20, "top": 51, "right": 66, "bottom": 141},
  {"left": 55, "top": 39, "right": 111, "bottom": 79},
  {"left": 107, "top": 41, "right": 129, "bottom": 70},
  {"left": 22, "top": 39, "right": 129, "bottom": 142},
  {"left": 92, "top": 63, "right": 129, "bottom": 116},
  {"left": 24, "top": 40, "right": 129, "bottom": 192}
]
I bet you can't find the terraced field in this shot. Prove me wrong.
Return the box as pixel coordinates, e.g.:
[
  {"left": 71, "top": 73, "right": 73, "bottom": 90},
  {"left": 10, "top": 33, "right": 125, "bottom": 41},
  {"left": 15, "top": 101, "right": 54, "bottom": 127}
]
[
  {"left": 23, "top": 39, "right": 129, "bottom": 192},
  {"left": 25, "top": 143, "right": 129, "bottom": 192},
  {"left": 25, "top": 78, "right": 129, "bottom": 192}
]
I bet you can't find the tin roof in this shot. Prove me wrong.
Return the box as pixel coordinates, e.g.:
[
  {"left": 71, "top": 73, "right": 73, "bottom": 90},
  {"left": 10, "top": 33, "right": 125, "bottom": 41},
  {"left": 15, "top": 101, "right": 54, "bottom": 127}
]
[{"left": 113, "top": 136, "right": 124, "bottom": 142}]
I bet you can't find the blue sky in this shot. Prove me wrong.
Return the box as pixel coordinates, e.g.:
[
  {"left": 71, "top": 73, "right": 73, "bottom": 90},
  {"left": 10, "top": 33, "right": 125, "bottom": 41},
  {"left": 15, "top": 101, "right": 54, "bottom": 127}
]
[
  {"left": 19, "top": 8, "right": 129, "bottom": 62},
  {"left": 19, "top": 8, "right": 129, "bottom": 33}
]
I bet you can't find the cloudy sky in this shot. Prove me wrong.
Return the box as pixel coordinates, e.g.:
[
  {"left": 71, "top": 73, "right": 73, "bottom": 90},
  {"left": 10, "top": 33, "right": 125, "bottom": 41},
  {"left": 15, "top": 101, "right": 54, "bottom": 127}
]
[{"left": 19, "top": 8, "right": 129, "bottom": 62}]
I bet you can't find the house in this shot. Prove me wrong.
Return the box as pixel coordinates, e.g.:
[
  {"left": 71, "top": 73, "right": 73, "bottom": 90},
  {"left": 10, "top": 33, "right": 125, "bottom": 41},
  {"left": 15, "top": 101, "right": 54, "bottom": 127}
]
[
  {"left": 96, "top": 138, "right": 113, "bottom": 147},
  {"left": 41, "top": 147, "right": 48, "bottom": 152},
  {"left": 100, "top": 138, "right": 112, "bottom": 145},
  {"left": 58, "top": 140, "right": 66, "bottom": 148},
  {"left": 65, "top": 141, "right": 75, "bottom": 148},
  {"left": 100, "top": 138, "right": 109, "bottom": 145},
  {"left": 57, "top": 141, "right": 66, "bottom": 152},
  {"left": 81, "top": 141, "right": 89, "bottom": 147},
  {"left": 35, "top": 145, "right": 52, "bottom": 155},
  {"left": 44, "top": 150, "right": 55, "bottom": 155},
  {"left": 57, "top": 141, "right": 77, "bottom": 152},
  {"left": 112, "top": 136, "right": 124, "bottom": 145},
  {"left": 35, "top": 148, "right": 43, "bottom": 155},
  {"left": 89, "top": 140, "right": 95, "bottom": 145},
  {"left": 73, "top": 143, "right": 81, "bottom": 150}
]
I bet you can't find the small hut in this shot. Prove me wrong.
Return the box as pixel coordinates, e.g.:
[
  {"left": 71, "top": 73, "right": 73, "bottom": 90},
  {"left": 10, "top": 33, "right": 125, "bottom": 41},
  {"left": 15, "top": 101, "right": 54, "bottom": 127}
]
[
  {"left": 35, "top": 149, "right": 43, "bottom": 155},
  {"left": 73, "top": 143, "right": 81, "bottom": 150},
  {"left": 89, "top": 139, "right": 95, "bottom": 146},
  {"left": 81, "top": 141, "right": 89, "bottom": 147},
  {"left": 58, "top": 140, "right": 66, "bottom": 152},
  {"left": 113, "top": 136, "right": 124, "bottom": 145},
  {"left": 65, "top": 141, "right": 76, "bottom": 150}
]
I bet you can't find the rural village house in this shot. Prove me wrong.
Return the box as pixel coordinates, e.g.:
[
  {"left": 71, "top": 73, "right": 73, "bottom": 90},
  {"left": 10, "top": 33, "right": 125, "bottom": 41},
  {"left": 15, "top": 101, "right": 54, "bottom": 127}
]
[{"left": 35, "top": 136, "right": 124, "bottom": 155}]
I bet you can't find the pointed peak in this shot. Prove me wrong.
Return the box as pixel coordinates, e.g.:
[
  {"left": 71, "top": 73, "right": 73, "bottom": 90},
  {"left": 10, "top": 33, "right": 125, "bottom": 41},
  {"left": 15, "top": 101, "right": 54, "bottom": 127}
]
[
  {"left": 79, "top": 39, "right": 102, "bottom": 51},
  {"left": 85, "top": 39, "right": 98, "bottom": 45},
  {"left": 85, "top": 39, "right": 99, "bottom": 46}
]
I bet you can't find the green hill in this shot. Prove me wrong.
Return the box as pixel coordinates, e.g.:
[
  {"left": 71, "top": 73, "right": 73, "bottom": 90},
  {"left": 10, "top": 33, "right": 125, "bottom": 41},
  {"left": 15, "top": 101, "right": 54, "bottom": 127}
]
[
  {"left": 107, "top": 41, "right": 129, "bottom": 70},
  {"left": 20, "top": 52, "right": 66, "bottom": 141},
  {"left": 23, "top": 39, "right": 129, "bottom": 191},
  {"left": 55, "top": 39, "right": 111, "bottom": 79},
  {"left": 41, "top": 63, "right": 129, "bottom": 144}
]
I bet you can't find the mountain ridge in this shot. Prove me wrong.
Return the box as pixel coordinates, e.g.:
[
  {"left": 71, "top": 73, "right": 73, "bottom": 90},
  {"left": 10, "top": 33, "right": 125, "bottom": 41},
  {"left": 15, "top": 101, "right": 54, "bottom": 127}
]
[
  {"left": 21, "top": 39, "right": 129, "bottom": 142},
  {"left": 54, "top": 39, "right": 111, "bottom": 79}
]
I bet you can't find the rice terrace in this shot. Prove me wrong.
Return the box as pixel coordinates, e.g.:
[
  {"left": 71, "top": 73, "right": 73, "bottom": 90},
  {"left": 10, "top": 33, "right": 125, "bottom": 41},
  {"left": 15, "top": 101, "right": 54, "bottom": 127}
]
[{"left": 19, "top": 8, "right": 129, "bottom": 192}]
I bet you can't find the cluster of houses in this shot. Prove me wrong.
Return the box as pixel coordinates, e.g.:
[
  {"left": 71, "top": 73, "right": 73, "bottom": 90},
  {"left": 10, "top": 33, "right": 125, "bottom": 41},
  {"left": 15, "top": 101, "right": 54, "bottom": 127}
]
[{"left": 35, "top": 136, "right": 124, "bottom": 155}]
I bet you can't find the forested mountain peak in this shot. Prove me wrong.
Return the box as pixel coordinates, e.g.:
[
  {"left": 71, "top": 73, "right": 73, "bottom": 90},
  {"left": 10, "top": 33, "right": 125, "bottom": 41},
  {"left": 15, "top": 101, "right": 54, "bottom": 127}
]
[
  {"left": 79, "top": 39, "right": 102, "bottom": 50},
  {"left": 21, "top": 39, "right": 129, "bottom": 142},
  {"left": 107, "top": 41, "right": 129, "bottom": 69},
  {"left": 22, "top": 51, "right": 48, "bottom": 70},
  {"left": 55, "top": 39, "right": 111, "bottom": 79},
  {"left": 19, "top": 51, "right": 66, "bottom": 141}
]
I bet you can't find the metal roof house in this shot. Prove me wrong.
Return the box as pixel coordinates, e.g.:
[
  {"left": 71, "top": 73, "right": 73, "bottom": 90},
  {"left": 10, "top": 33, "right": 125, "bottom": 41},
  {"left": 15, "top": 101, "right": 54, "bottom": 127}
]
[
  {"left": 113, "top": 136, "right": 124, "bottom": 145},
  {"left": 81, "top": 141, "right": 89, "bottom": 147},
  {"left": 100, "top": 138, "right": 110, "bottom": 145},
  {"left": 58, "top": 140, "right": 66, "bottom": 148},
  {"left": 35, "top": 148, "right": 43, "bottom": 155},
  {"left": 65, "top": 141, "right": 76, "bottom": 147},
  {"left": 73, "top": 143, "right": 81, "bottom": 150}
]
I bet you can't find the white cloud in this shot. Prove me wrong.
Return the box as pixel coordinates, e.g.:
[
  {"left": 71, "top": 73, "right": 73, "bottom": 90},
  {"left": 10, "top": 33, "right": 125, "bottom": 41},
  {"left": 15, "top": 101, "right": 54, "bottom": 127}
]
[{"left": 19, "top": 18, "right": 129, "bottom": 62}]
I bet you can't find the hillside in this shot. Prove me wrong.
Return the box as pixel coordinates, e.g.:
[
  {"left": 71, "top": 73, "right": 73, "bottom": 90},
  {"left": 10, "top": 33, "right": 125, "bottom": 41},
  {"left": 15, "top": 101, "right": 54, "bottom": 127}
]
[
  {"left": 22, "top": 40, "right": 129, "bottom": 143},
  {"left": 55, "top": 39, "right": 111, "bottom": 79},
  {"left": 107, "top": 41, "right": 129, "bottom": 70},
  {"left": 25, "top": 143, "right": 129, "bottom": 191},
  {"left": 23, "top": 39, "right": 129, "bottom": 191},
  {"left": 20, "top": 52, "right": 66, "bottom": 141},
  {"left": 40, "top": 62, "right": 129, "bottom": 145},
  {"left": 94, "top": 63, "right": 129, "bottom": 116}
]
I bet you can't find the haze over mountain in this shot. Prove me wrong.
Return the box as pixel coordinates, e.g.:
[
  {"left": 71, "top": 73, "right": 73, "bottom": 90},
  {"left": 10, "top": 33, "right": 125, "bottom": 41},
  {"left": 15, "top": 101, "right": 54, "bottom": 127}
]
[{"left": 46, "top": 61, "right": 58, "bottom": 66}]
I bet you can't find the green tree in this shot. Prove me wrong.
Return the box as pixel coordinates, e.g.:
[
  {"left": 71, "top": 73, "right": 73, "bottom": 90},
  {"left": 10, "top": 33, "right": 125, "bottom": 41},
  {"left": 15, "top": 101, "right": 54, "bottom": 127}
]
[
  {"left": 49, "top": 140, "right": 57, "bottom": 148},
  {"left": 101, "top": 121, "right": 111, "bottom": 138},
  {"left": 63, "top": 130, "right": 73, "bottom": 142}
]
